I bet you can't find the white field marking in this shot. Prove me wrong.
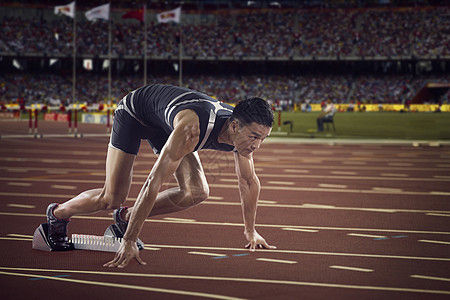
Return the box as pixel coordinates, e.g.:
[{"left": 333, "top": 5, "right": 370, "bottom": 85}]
[
  {"left": 46, "top": 170, "right": 69, "bottom": 174},
  {"left": 284, "top": 169, "right": 309, "bottom": 173},
  {"left": 42, "top": 159, "right": 64, "bottom": 163},
  {"left": 426, "top": 213, "right": 450, "bottom": 217},
  {"left": 434, "top": 175, "right": 450, "bottom": 179},
  {"left": 388, "top": 163, "right": 413, "bottom": 167},
  {"left": 371, "top": 187, "right": 403, "bottom": 193},
  {"left": 189, "top": 251, "right": 227, "bottom": 257},
  {"left": 220, "top": 178, "right": 238, "bottom": 183},
  {"left": 2, "top": 233, "right": 450, "bottom": 262},
  {"left": 143, "top": 246, "right": 161, "bottom": 251},
  {"left": 256, "top": 258, "right": 298, "bottom": 264},
  {"left": 7, "top": 233, "right": 34, "bottom": 238},
  {"left": 418, "top": 240, "right": 450, "bottom": 245},
  {"left": 0, "top": 270, "right": 244, "bottom": 300},
  {"left": 2, "top": 211, "right": 450, "bottom": 237},
  {"left": 268, "top": 181, "right": 295, "bottom": 185},
  {"left": 348, "top": 233, "right": 387, "bottom": 239},
  {"left": 430, "top": 191, "right": 450, "bottom": 196},
  {"left": 331, "top": 171, "right": 357, "bottom": 175},
  {"left": 207, "top": 196, "right": 224, "bottom": 200},
  {"left": 51, "top": 185, "right": 77, "bottom": 190},
  {"left": 282, "top": 228, "right": 318, "bottom": 233},
  {"left": 318, "top": 184, "right": 347, "bottom": 189},
  {"left": 342, "top": 161, "right": 366, "bottom": 165},
  {"left": 410, "top": 275, "right": 450, "bottom": 282},
  {"left": 258, "top": 200, "right": 277, "bottom": 204},
  {"left": 6, "top": 169, "right": 27, "bottom": 172},
  {"left": 6, "top": 204, "right": 35, "bottom": 209},
  {"left": 1, "top": 268, "right": 450, "bottom": 297},
  {"left": 7, "top": 182, "right": 32, "bottom": 187},
  {"left": 78, "top": 161, "right": 102, "bottom": 165},
  {"left": 163, "top": 217, "right": 196, "bottom": 222},
  {"left": 330, "top": 266, "right": 374, "bottom": 272},
  {"left": 380, "top": 173, "right": 408, "bottom": 177}
]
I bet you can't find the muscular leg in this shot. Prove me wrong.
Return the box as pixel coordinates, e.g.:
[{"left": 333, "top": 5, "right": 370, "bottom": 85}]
[
  {"left": 53, "top": 146, "right": 136, "bottom": 220},
  {"left": 124, "top": 152, "right": 209, "bottom": 220}
]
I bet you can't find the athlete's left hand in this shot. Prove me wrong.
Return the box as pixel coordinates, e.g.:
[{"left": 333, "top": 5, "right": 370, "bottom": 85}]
[
  {"left": 103, "top": 239, "right": 146, "bottom": 268},
  {"left": 244, "top": 230, "right": 276, "bottom": 251}
]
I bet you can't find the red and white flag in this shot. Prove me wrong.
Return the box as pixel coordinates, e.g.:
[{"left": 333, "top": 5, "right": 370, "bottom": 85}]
[
  {"left": 122, "top": 8, "right": 144, "bottom": 22},
  {"left": 54, "top": 1, "right": 75, "bottom": 18},
  {"left": 157, "top": 7, "right": 181, "bottom": 23},
  {"left": 85, "top": 3, "right": 110, "bottom": 21}
]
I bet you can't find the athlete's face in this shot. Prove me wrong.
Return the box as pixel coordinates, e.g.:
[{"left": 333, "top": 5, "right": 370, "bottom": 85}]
[{"left": 233, "top": 121, "right": 271, "bottom": 157}]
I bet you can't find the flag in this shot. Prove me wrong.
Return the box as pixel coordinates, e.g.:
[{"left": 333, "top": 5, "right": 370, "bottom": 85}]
[
  {"left": 157, "top": 7, "right": 181, "bottom": 24},
  {"left": 54, "top": 1, "right": 75, "bottom": 18},
  {"left": 122, "top": 8, "right": 144, "bottom": 22},
  {"left": 85, "top": 3, "right": 110, "bottom": 21}
]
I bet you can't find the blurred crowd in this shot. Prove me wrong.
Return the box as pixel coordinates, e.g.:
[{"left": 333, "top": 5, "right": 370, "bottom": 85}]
[
  {"left": 0, "top": 6, "right": 449, "bottom": 58},
  {"left": 1, "top": 73, "right": 449, "bottom": 108}
]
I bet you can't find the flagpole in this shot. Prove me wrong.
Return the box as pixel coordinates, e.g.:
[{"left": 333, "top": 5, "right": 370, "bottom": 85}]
[
  {"left": 179, "top": 24, "right": 182, "bottom": 87},
  {"left": 143, "top": 4, "right": 147, "bottom": 86},
  {"left": 71, "top": 5, "right": 76, "bottom": 134},
  {"left": 108, "top": 7, "right": 111, "bottom": 109}
]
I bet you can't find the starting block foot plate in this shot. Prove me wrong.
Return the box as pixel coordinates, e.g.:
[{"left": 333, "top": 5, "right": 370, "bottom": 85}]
[{"left": 32, "top": 223, "right": 74, "bottom": 251}]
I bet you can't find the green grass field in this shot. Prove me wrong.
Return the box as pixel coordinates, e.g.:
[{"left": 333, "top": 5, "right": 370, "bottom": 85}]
[{"left": 275, "top": 112, "right": 450, "bottom": 140}]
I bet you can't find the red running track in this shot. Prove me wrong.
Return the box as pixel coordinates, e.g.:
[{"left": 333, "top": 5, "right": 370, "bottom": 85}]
[{"left": 0, "top": 121, "right": 449, "bottom": 299}]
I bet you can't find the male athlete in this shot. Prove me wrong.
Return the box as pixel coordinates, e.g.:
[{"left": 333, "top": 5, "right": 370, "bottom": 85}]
[{"left": 44, "top": 84, "right": 276, "bottom": 268}]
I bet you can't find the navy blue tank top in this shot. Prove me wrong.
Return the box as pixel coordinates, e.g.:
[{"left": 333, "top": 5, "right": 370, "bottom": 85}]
[{"left": 123, "top": 84, "right": 235, "bottom": 153}]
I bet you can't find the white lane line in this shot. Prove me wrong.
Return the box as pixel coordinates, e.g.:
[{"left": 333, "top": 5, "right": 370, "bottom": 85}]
[
  {"left": 220, "top": 178, "right": 238, "bottom": 183},
  {"left": 348, "top": 233, "right": 387, "bottom": 239},
  {"left": 330, "top": 266, "right": 374, "bottom": 272},
  {"left": 284, "top": 169, "right": 309, "bottom": 173},
  {"left": 268, "top": 181, "right": 295, "bottom": 185},
  {"left": 426, "top": 213, "right": 450, "bottom": 217},
  {"left": 257, "top": 258, "right": 297, "bottom": 264},
  {"left": 282, "top": 228, "right": 318, "bottom": 233},
  {"left": 342, "top": 161, "right": 366, "bottom": 165},
  {"left": 51, "top": 185, "right": 77, "bottom": 190},
  {"left": 331, "top": 171, "right": 357, "bottom": 175},
  {"left": 188, "top": 251, "right": 226, "bottom": 257},
  {"left": 410, "top": 275, "right": 450, "bottom": 282},
  {"left": 208, "top": 196, "right": 224, "bottom": 200},
  {"left": 381, "top": 173, "right": 408, "bottom": 177},
  {"left": 7, "top": 233, "right": 34, "bottom": 238},
  {"left": 259, "top": 200, "right": 277, "bottom": 204},
  {"left": 7, "top": 182, "right": 32, "bottom": 187},
  {"left": 319, "top": 184, "right": 347, "bottom": 189},
  {"left": 430, "top": 191, "right": 450, "bottom": 196},
  {"left": 388, "top": 163, "right": 413, "bottom": 167},
  {"left": 372, "top": 187, "right": 403, "bottom": 193},
  {"left": 7, "top": 204, "right": 36, "bottom": 209},
  {"left": 418, "top": 240, "right": 450, "bottom": 245},
  {"left": 163, "top": 217, "right": 196, "bottom": 222}
]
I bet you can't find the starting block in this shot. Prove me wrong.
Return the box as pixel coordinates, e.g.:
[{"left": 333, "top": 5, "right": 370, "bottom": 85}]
[
  {"left": 32, "top": 223, "right": 75, "bottom": 251},
  {"left": 32, "top": 223, "right": 124, "bottom": 252}
]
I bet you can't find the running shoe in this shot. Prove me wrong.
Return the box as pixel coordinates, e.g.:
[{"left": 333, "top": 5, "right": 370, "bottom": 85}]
[
  {"left": 46, "top": 203, "right": 73, "bottom": 251},
  {"left": 111, "top": 207, "right": 145, "bottom": 250}
]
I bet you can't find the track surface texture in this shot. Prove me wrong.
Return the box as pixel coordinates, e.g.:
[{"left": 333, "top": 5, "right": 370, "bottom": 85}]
[{"left": 0, "top": 122, "right": 449, "bottom": 299}]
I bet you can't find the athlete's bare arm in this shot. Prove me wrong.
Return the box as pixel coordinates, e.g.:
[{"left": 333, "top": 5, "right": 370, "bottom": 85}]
[
  {"left": 104, "top": 109, "right": 200, "bottom": 268},
  {"left": 234, "top": 151, "right": 276, "bottom": 251}
]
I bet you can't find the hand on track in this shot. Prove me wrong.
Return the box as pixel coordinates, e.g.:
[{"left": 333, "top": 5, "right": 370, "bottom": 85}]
[
  {"left": 103, "top": 239, "right": 146, "bottom": 268},
  {"left": 244, "top": 230, "right": 276, "bottom": 252}
]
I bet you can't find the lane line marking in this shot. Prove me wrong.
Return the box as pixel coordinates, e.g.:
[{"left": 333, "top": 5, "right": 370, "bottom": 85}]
[
  {"left": 7, "top": 233, "right": 33, "bottom": 238},
  {"left": 257, "top": 258, "right": 297, "bottom": 264},
  {"left": 430, "top": 191, "right": 450, "bottom": 196},
  {"left": 0, "top": 270, "right": 243, "bottom": 300},
  {"left": 163, "top": 217, "right": 196, "bottom": 222},
  {"left": 268, "top": 181, "right": 295, "bottom": 185},
  {"left": 29, "top": 274, "right": 71, "bottom": 281},
  {"left": 371, "top": 187, "right": 403, "bottom": 193},
  {"left": 282, "top": 228, "right": 319, "bottom": 233},
  {"left": 330, "top": 266, "right": 374, "bottom": 272},
  {"left": 331, "top": 171, "right": 357, "bottom": 175},
  {"left": 418, "top": 240, "right": 450, "bottom": 245},
  {"left": 7, "top": 182, "right": 32, "bottom": 187},
  {"left": 189, "top": 251, "right": 227, "bottom": 257},
  {"left": 380, "top": 173, "right": 408, "bottom": 177},
  {"left": 426, "top": 213, "right": 450, "bottom": 217},
  {"left": 410, "top": 275, "right": 450, "bottom": 282},
  {"left": 208, "top": 196, "right": 224, "bottom": 200},
  {"left": 284, "top": 169, "right": 309, "bottom": 173},
  {"left": 1, "top": 211, "right": 450, "bottom": 237},
  {"left": 7, "top": 204, "right": 36, "bottom": 209},
  {"left": 319, "top": 184, "right": 347, "bottom": 189},
  {"left": 258, "top": 200, "right": 277, "bottom": 204},
  {"left": 1, "top": 267, "right": 450, "bottom": 296},
  {"left": 51, "top": 185, "right": 77, "bottom": 190},
  {"left": 348, "top": 233, "right": 387, "bottom": 239}
]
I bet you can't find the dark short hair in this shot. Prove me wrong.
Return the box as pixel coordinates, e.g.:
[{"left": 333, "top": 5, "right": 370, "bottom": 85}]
[{"left": 231, "top": 97, "right": 274, "bottom": 128}]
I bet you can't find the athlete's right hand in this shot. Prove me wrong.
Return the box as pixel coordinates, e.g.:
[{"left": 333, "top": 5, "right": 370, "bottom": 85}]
[{"left": 103, "top": 239, "right": 146, "bottom": 268}]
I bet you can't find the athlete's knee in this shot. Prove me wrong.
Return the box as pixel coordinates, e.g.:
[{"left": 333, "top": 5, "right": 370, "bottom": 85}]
[
  {"left": 180, "top": 184, "right": 209, "bottom": 207},
  {"left": 95, "top": 189, "right": 127, "bottom": 211}
]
